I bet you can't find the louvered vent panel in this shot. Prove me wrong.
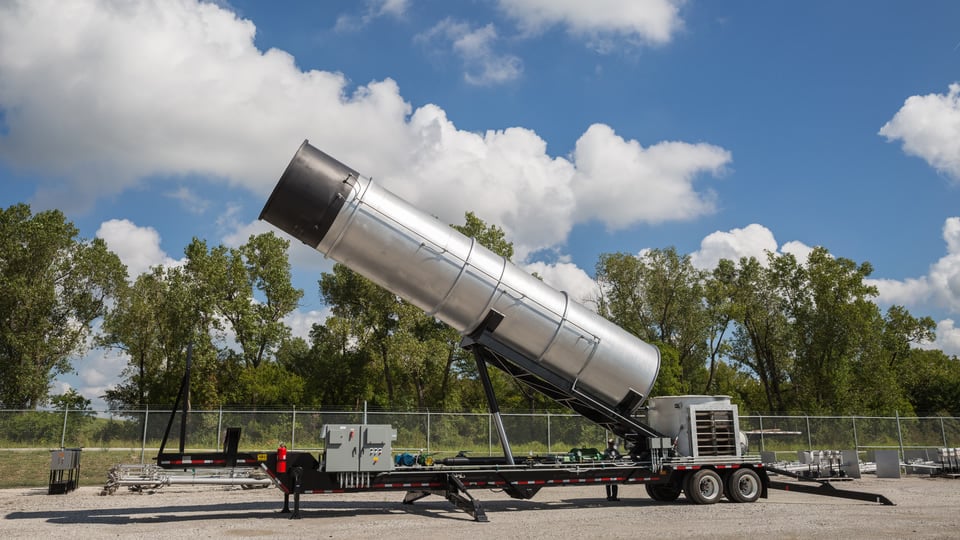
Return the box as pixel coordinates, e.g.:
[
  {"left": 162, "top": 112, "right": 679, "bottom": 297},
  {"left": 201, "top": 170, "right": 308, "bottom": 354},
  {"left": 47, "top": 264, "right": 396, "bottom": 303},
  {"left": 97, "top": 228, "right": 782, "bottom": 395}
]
[{"left": 694, "top": 410, "right": 737, "bottom": 457}]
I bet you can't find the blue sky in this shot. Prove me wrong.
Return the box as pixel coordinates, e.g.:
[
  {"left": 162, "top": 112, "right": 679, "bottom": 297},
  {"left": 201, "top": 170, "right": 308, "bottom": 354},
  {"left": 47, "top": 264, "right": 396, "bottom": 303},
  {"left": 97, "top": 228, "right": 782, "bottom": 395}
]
[{"left": 2, "top": 0, "right": 960, "bottom": 408}]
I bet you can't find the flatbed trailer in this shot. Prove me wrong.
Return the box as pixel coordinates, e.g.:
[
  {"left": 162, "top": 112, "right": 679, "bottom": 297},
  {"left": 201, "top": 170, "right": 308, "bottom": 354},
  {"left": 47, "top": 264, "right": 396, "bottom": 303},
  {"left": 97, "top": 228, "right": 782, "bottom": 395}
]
[
  {"left": 147, "top": 141, "right": 894, "bottom": 522},
  {"left": 158, "top": 449, "right": 770, "bottom": 521}
]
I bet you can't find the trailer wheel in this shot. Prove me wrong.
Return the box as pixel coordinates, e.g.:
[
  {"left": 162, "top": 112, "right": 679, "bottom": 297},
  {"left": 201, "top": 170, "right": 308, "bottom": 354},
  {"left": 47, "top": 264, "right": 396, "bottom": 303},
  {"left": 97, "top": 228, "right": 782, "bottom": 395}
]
[
  {"left": 644, "top": 483, "right": 682, "bottom": 502},
  {"left": 725, "top": 468, "right": 761, "bottom": 503},
  {"left": 684, "top": 469, "right": 723, "bottom": 504}
]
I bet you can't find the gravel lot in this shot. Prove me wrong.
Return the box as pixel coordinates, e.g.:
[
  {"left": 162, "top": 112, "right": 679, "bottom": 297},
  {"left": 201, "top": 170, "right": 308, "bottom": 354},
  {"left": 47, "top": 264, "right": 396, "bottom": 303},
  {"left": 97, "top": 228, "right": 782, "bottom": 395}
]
[{"left": 1, "top": 475, "right": 958, "bottom": 539}]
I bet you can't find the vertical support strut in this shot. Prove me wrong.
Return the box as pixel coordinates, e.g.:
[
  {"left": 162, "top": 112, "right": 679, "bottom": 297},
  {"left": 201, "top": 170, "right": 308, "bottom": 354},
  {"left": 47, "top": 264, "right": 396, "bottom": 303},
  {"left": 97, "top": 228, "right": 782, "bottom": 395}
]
[
  {"left": 178, "top": 342, "right": 193, "bottom": 456},
  {"left": 473, "top": 347, "right": 514, "bottom": 466},
  {"left": 290, "top": 467, "right": 303, "bottom": 519}
]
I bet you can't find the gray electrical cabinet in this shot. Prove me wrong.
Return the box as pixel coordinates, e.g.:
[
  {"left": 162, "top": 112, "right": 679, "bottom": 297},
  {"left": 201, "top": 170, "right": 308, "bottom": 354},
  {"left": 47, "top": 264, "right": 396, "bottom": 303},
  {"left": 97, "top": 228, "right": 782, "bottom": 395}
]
[{"left": 322, "top": 424, "right": 396, "bottom": 472}]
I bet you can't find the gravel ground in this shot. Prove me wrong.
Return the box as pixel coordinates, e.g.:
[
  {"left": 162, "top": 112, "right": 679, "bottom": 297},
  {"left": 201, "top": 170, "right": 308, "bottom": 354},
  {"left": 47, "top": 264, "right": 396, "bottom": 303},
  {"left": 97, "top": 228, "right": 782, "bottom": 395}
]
[{"left": 1, "top": 475, "right": 958, "bottom": 539}]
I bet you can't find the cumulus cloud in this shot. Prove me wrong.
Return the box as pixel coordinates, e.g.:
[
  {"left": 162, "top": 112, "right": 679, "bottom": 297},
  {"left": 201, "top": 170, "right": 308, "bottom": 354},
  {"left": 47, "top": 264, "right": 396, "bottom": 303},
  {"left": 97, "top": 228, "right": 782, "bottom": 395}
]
[
  {"left": 918, "top": 319, "right": 960, "bottom": 357},
  {"left": 417, "top": 18, "right": 523, "bottom": 85},
  {"left": 780, "top": 240, "right": 815, "bottom": 264},
  {"left": 165, "top": 186, "right": 210, "bottom": 215},
  {"left": 0, "top": 0, "right": 726, "bottom": 266},
  {"left": 687, "top": 223, "right": 816, "bottom": 271},
  {"left": 689, "top": 224, "right": 776, "bottom": 269},
  {"left": 871, "top": 217, "right": 960, "bottom": 314},
  {"left": 498, "top": 0, "right": 685, "bottom": 46},
  {"left": 335, "top": 0, "right": 409, "bottom": 32},
  {"left": 96, "top": 219, "right": 182, "bottom": 277},
  {"left": 879, "top": 83, "right": 960, "bottom": 182},
  {"left": 0, "top": 0, "right": 414, "bottom": 212},
  {"left": 53, "top": 326, "right": 127, "bottom": 410},
  {"left": 571, "top": 124, "right": 730, "bottom": 230},
  {"left": 285, "top": 309, "right": 330, "bottom": 341},
  {"left": 523, "top": 260, "right": 601, "bottom": 308}
]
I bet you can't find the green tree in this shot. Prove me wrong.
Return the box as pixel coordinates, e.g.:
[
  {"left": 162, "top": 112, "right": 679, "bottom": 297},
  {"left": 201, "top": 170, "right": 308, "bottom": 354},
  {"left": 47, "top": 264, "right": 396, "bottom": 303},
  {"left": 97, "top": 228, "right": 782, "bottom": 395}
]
[
  {"left": 99, "top": 265, "right": 220, "bottom": 408},
  {"left": 184, "top": 233, "right": 303, "bottom": 369},
  {"left": 703, "top": 259, "right": 737, "bottom": 394},
  {"left": 724, "top": 255, "right": 792, "bottom": 413},
  {"left": 49, "top": 388, "right": 92, "bottom": 411},
  {"left": 775, "top": 248, "right": 882, "bottom": 413},
  {"left": 0, "top": 204, "right": 126, "bottom": 408},
  {"left": 898, "top": 348, "right": 960, "bottom": 416},
  {"left": 102, "top": 233, "right": 303, "bottom": 409},
  {"left": 282, "top": 323, "right": 374, "bottom": 409},
  {"left": 595, "top": 247, "right": 710, "bottom": 393}
]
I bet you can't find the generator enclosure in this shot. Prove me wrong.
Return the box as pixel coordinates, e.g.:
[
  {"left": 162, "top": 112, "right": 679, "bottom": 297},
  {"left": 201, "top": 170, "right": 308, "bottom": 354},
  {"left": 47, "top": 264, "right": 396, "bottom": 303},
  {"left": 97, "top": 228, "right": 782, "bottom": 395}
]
[
  {"left": 322, "top": 424, "right": 397, "bottom": 472},
  {"left": 646, "top": 395, "right": 741, "bottom": 458}
]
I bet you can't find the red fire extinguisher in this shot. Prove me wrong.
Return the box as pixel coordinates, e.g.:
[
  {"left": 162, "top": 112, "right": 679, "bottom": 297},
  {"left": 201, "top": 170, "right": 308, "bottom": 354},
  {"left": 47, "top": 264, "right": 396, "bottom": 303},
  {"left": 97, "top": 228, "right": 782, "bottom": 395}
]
[{"left": 277, "top": 443, "right": 287, "bottom": 474}]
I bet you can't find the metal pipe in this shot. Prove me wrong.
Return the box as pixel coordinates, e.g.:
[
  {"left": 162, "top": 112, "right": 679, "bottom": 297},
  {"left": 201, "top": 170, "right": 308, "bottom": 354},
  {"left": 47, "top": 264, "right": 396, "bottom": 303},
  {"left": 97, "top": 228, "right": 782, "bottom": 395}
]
[
  {"left": 260, "top": 142, "right": 661, "bottom": 412},
  {"left": 111, "top": 477, "right": 274, "bottom": 487}
]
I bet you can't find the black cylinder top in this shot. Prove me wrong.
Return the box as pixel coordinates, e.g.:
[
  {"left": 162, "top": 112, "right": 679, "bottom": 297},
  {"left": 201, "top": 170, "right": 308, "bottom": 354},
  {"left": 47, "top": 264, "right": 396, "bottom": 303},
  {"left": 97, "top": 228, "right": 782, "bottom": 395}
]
[{"left": 259, "top": 140, "right": 357, "bottom": 247}]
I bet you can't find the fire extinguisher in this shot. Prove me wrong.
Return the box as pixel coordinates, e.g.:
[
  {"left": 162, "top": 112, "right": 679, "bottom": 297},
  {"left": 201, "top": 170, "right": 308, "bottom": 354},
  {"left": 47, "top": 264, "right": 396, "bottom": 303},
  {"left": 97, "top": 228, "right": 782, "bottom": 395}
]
[{"left": 277, "top": 443, "right": 287, "bottom": 474}]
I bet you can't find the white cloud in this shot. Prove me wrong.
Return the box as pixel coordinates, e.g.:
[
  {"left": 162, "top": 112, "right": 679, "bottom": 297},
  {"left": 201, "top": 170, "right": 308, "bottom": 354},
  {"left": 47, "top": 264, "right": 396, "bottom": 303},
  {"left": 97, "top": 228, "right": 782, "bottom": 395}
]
[
  {"left": 165, "top": 186, "right": 210, "bottom": 215},
  {"left": 335, "top": 0, "right": 410, "bottom": 32},
  {"left": 523, "top": 261, "right": 600, "bottom": 308},
  {"left": 0, "top": 0, "right": 726, "bottom": 265},
  {"left": 498, "top": 0, "right": 685, "bottom": 45},
  {"left": 96, "top": 219, "right": 181, "bottom": 277},
  {"left": 879, "top": 83, "right": 960, "bottom": 183},
  {"left": 690, "top": 224, "right": 775, "bottom": 269},
  {"left": 284, "top": 309, "right": 329, "bottom": 341},
  {"left": 417, "top": 18, "right": 523, "bottom": 86},
  {"left": 780, "top": 240, "right": 815, "bottom": 264},
  {"left": 54, "top": 326, "right": 127, "bottom": 410},
  {"left": 689, "top": 223, "right": 815, "bottom": 270},
  {"left": 571, "top": 124, "right": 730, "bottom": 230},
  {"left": 0, "top": 0, "right": 414, "bottom": 212},
  {"left": 870, "top": 217, "right": 960, "bottom": 314},
  {"left": 918, "top": 319, "right": 960, "bottom": 357}
]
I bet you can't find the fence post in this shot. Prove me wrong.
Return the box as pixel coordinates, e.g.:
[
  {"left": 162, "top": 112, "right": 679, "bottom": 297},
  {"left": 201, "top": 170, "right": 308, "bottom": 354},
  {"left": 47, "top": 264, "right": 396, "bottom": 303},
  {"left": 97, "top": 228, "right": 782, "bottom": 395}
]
[
  {"left": 895, "top": 410, "right": 904, "bottom": 461},
  {"left": 292, "top": 406, "right": 297, "bottom": 450},
  {"left": 426, "top": 410, "right": 431, "bottom": 454},
  {"left": 60, "top": 406, "right": 69, "bottom": 448},
  {"left": 141, "top": 405, "right": 149, "bottom": 464},
  {"left": 758, "top": 415, "right": 765, "bottom": 453},
  {"left": 547, "top": 411, "right": 551, "bottom": 454},
  {"left": 488, "top": 413, "right": 493, "bottom": 457},
  {"left": 806, "top": 415, "right": 812, "bottom": 450},
  {"left": 941, "top": 416, "right": 947, "bottom": 448},
  {"left": 216, "top": 406, "right": 223, "bottom": 452},
  {"left": 852, "top": 416, "right": 859, "bottom": 455}
]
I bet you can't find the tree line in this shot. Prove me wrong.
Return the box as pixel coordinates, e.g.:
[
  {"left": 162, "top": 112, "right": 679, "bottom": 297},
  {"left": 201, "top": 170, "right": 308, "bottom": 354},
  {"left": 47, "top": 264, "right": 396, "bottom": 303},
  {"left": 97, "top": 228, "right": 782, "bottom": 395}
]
[{"left": 1, "top": 202, "right": 957, "bottom": 415}]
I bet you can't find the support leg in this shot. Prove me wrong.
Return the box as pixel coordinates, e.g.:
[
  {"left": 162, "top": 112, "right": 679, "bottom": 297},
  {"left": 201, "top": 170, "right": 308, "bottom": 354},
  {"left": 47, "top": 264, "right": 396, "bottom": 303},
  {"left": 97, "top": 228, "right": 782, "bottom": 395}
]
[
  {"left": 473, "top": 348, "right": 514, "bottom": 466},
  {"left": 281, "top": 492, "right": 290, "bottom": 514},
  {"left": 290, "top": 467, "right": 303, "bottom": 520}
]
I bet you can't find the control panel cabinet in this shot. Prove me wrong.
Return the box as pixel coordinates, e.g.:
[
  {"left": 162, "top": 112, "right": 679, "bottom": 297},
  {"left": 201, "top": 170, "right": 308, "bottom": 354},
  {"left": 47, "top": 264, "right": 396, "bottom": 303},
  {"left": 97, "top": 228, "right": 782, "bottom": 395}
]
[{"left": 322, "top": 424, "right": 397, "bottom": 472}]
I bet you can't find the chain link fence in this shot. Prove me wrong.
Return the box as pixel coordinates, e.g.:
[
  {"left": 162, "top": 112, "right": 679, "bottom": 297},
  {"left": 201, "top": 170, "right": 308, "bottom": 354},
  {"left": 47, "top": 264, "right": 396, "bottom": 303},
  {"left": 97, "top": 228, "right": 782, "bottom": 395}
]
[{"left": 1, "top": 407, "right": 956, "bottom": 462}]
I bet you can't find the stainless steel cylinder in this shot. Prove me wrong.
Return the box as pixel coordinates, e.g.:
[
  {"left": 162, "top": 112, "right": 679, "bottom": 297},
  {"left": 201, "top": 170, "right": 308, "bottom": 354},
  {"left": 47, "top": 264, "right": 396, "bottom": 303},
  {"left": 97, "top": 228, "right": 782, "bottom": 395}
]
[{"left": 260, "top": 141, "right": 660, "bottom": 409}]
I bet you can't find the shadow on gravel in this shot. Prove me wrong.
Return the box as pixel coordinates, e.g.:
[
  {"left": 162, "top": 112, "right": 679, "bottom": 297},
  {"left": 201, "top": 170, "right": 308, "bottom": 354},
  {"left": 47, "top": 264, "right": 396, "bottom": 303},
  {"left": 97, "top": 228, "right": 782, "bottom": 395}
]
[{"left": 4, "top": 495, "right": 667, "bottom": 525}]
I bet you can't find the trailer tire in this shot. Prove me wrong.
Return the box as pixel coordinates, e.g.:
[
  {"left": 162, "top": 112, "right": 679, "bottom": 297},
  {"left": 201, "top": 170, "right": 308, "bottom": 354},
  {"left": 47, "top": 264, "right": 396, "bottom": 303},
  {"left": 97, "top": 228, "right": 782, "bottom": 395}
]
[
  {"left": 645, "top": 483, "right": 682, "bottom": 502},
  {"left": 684, "top": 469, "right": 723, "bottom": 504},
  {"left": 725, "top": 468, "right": 761, "bottom": 503}
]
